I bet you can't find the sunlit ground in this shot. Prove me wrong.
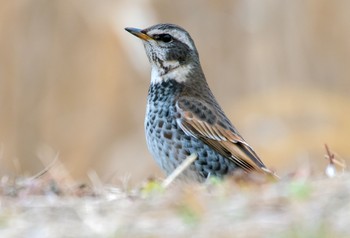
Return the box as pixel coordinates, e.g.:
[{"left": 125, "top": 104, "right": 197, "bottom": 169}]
[{"left": 0, "top": 157, "right": 348, "bottom": 238}]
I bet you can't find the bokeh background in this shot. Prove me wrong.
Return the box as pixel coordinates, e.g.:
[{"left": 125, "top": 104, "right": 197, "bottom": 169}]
[{"left": 0, "top": 0, "right": 349, "bottom": 184}]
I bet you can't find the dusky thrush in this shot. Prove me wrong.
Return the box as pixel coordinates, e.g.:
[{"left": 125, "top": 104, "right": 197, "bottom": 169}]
[{"left": 125, "top": 23, "right": 274, "bottom": 181}]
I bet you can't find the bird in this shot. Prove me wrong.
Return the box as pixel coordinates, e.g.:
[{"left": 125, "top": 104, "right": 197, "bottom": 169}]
[{"left": 125, "top": 23, "right": 275, "bottom": 182}]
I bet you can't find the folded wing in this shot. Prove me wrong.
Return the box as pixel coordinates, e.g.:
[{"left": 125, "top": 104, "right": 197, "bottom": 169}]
[{"left": 176, "top": 97, "right": 273, "bottom": 174}]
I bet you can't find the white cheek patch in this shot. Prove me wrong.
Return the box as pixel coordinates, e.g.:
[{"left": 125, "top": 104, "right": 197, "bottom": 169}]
[
  {"left": 163, "top": 60, "right": 180, "bottom": 70},
  {"left": 143, "top": 41, "right": 166, "bottom": 62}
]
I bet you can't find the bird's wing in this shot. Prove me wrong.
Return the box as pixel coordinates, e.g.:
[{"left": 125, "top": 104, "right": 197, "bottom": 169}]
[{"left": 176, "top": 97, "right": 271, "bottom": 174}]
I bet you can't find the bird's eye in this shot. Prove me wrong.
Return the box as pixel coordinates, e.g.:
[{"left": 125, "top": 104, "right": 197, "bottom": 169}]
[{"left": 154, "top": 34, "right": 173, "bottom": 43}]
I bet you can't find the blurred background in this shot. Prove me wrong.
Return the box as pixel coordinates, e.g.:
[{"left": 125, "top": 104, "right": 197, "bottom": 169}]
[{"left": 0, "top": 0, "right": 349, "bottom": 184}]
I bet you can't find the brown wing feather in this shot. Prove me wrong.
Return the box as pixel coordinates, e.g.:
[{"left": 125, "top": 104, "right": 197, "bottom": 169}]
[{"left": 176, "top": 97, "right": 269, "bottom": 173}]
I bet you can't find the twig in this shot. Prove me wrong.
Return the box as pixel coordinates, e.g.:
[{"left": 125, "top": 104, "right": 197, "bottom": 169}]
[
  {"left": 324, "top": 144, "right": 334, "bottom": 163},
  {"left": 30, "top": 152, "right": 59, "bottom": 180},
  {"left": 162, "top": 153, "right": 197, "bottom": 188},
  {"left": 324, "top": 144, "right": 346, "bottom": 177},
  {"left": 324, "top": 144, "right": 346, "bottom": 169}
]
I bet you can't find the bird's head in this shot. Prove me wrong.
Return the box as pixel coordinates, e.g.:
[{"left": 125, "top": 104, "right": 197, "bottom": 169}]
[{"left": 125, "top": 24, "right": 201, "bottom": 82}]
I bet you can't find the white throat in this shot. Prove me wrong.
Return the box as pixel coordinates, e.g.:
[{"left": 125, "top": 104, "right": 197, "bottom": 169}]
[{"left": 151, "top": 61, "right": 193, "bottom": 84}]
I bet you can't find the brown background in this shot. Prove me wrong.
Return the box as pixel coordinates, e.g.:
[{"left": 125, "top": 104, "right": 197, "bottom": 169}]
[{"left": 0, "top": 0, "right": 349, "bottom": 184}]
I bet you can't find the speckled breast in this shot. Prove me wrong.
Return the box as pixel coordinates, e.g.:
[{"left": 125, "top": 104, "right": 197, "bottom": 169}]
[{"left": 145, "top": 79, "right": 188, "bottom": 174}]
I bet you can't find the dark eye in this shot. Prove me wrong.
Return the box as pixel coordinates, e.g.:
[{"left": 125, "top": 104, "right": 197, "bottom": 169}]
[{"left": 154, "top": 34, "right": 173, "bottom": 43}]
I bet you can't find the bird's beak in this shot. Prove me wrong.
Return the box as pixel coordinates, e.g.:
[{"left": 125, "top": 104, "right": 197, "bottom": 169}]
[{"left": 125, "top": 27, "right": 153, "bottom": 41}]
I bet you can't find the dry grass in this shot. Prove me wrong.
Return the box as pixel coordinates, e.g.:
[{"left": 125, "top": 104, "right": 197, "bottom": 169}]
[{"left": 0, "top": 155, "right": 349, "bottom": 238}]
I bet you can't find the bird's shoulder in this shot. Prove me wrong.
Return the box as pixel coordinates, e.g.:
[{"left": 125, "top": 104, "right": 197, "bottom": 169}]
[{"left": 175, "top": 95, "right": 243, "bottom": 142}]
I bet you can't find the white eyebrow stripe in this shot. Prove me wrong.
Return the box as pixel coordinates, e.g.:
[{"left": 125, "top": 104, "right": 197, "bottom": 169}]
[
  {"left": 147, "top": 29, "right": 195, "bottom": 51},
  {"left": 168, "top": 30, "right": 194, "bottom": 50},
  {"left": 147, "top": 29, "right": 163, "bottom": 36}
]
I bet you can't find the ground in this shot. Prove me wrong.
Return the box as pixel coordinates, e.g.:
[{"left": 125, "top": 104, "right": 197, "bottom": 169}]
[{"left": 0, "top": 162, "right": 349, "bottom": 238}]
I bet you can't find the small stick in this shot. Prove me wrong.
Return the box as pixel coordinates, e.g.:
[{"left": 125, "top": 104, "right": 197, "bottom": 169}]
[
  {"left": 30, "top": 152, "right": 59, "bottom": 180},
  {"left": 162, "top": 153, "right": 197, "bottom": 188},
  {"left": 324, "top": 144, "right": 346, "bottom": 169},
  {"left": 324, "top": 144, "right": 334, "bottom": 163}
]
